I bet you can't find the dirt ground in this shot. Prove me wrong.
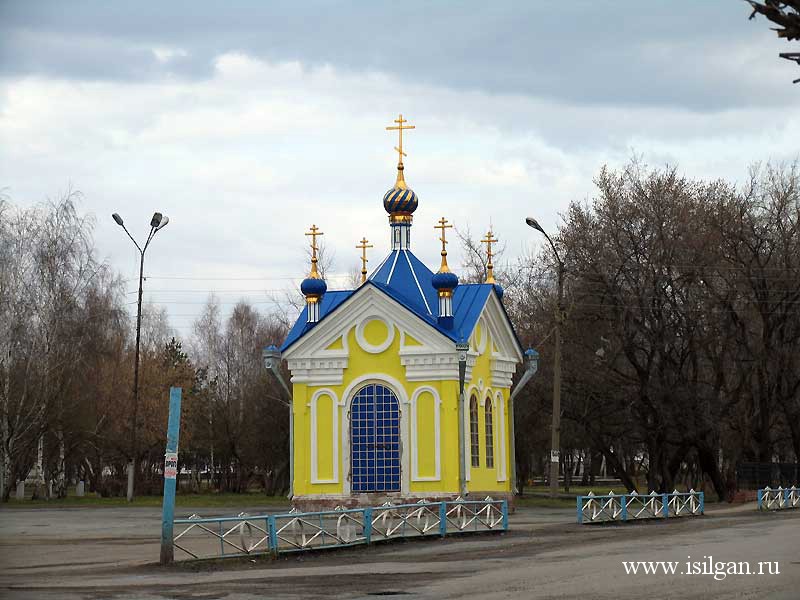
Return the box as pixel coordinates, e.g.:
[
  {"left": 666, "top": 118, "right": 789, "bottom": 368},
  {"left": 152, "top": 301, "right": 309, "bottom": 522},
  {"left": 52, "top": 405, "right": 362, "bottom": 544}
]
[{"left": 0, "top": 502, "right": 797, "bottom": 599}]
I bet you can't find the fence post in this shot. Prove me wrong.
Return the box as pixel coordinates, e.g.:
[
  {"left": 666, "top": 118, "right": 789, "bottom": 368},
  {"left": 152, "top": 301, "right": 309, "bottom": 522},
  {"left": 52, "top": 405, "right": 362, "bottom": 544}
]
[
  {"left": 662, "top": 493, "right": 669, "bottom": 518},
  {"left": 364, "top": 508, "right": 373, "bottom": 544},
  {"left": 501, "top": 500, "right": 509, "bottom": 531},
  {"left": 159, "top": 387, "right": 182, "bottom": 565},
  {"left": 621, "top": 494, "right": 628, "bottom": 521},
  {"left": 576, "top": 496, "right": 583, "bottom": 524},
  {"left": 439, "top": 502, "right": 447, "bottom": 537},
  {"left": 757, "top": 488, "right": 763, "bottom": 511},
  {"left": 699, "top": 492, "right": 704, "bottom": 515},
  {"left": 268, "top": 515, "right": 278, "bottom": 556}
]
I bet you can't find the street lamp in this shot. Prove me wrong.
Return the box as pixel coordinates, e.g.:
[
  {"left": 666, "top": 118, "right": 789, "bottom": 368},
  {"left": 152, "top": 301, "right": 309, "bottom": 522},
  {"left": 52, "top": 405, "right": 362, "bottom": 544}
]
[
  {"left": 112, "top": 211, "right": 169, "bottom": 502},
  {"left": 262, "top": 345, "right": 294, "bottom": 499},
  {"left": 525, "top": 216, "right": 565, "bottom": 497}
]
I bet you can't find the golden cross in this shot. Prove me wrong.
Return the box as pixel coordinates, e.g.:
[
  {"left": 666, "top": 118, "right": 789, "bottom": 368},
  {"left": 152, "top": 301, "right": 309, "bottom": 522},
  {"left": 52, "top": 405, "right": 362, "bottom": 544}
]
[
  {"left": 305, "top": 224, "right": 324, "bottom": 278},
  {"left": 481, "top": 229, "right": 499, "bottom": 284},
  {"left": 356, "top": 237, "right": 373, "bottom": 284},
  {"left": 434, "top": 217, "right": 453, "bottom": 272},
  {"left": 386, "top": 113, "right": 415, "bottom": 166}
]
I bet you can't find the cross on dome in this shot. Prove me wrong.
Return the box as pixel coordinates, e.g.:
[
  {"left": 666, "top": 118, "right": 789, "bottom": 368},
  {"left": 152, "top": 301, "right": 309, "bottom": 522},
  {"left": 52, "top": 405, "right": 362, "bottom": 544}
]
[
  {"left": 305, "top": 224, "right": 324, "bottom": 279},
  {"left": 434, "top": 217, "right": 453, "bottom": 273},
  {"left": 481, "top": 229, "right": 499, "bottom": 284},
  {"left": 386, "top": 113, "right": 415, "bottom": 169},
  {"left": 356, "top": 237, "right": 373, "bottom": 284}
]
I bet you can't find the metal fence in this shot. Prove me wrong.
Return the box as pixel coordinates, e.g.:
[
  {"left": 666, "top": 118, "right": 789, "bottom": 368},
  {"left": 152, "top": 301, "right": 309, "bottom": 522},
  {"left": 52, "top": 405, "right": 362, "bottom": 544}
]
[
  {"left": 173, "top": 497, "right": 508, "bottom": 560},
  {"left": 577, "top": 490, "right": 704, "bottom": 524},
  {"left": 757, "top": 486, "right": 800, "bottom": 511}
]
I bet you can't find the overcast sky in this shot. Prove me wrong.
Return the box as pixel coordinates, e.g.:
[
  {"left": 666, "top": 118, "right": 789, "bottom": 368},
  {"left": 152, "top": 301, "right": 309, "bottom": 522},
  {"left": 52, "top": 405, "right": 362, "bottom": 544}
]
[{"left": 1, "top": 1, "right": 798, "bottom": 335}]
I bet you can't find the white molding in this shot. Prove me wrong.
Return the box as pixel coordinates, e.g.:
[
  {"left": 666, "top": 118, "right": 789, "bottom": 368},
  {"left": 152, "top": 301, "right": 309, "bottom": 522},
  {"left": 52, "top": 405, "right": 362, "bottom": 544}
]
[
  {"left": 481, "top": 292, "right": 524, "bottom": 362},
  {"left": 399, "top": 351, "right": 470, "bottom": 381},
  {"left": 355, "top": 316, "right": 395, "bottom": 354},
  {"left": 474, "top": 317, "right": 488, "bottom": 354},
  {"left": 287, "top": 357, "right": 349, "bottom": 385},
  {"left": 491, "top": 358, "right": 518, "bottom": 389},
  {"left": 340, "top": 374, "right": 410, "bottom": 496},
  {"left": 477, "top": 381, "right": 490, "bottom": 406},
  {"left": 495, "top": 391, "right": 507, "bottom": 482},
  {"left": 410, "top": 386, "right": 441, "bottom": 482},
  {"left": 309, "top": 389, "right": 339, "bottom": 484}
]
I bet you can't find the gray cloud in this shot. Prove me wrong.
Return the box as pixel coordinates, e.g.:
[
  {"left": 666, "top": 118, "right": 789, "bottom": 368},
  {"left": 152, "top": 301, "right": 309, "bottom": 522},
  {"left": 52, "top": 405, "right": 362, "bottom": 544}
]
[{"left": 1, "top": 0, "right": 797, "bottom": 111}]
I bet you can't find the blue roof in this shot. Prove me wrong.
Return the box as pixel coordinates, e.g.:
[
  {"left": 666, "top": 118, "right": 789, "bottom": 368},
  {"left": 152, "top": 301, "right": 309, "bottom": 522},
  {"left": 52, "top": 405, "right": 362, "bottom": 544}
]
[
  {"left": 280, "top": 249, "right": 521, "bottom": 353},
  {"left": 280, "top": 290, "right": 353, "bottom": 351},
  {"left": 369, "top": 250, "right": 438, "bottom": 318}
]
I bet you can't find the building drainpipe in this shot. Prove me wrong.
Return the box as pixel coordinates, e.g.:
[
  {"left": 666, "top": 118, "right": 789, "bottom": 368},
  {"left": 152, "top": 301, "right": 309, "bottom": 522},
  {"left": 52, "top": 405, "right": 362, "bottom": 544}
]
[
  {"left": 263, "top": 346, "right": 293, "bottom": 500},
  {"left": 508, "top": 348, "right": 539, "bottom": 495},
  {"left": 456, "top": 342, "right": 470, "bottom": 497}
]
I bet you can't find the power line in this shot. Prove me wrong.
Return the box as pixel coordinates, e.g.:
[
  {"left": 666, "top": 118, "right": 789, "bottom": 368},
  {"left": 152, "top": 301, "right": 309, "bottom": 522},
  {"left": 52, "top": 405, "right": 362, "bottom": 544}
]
[{"left": 140, "top": 273, "right": 353, "bottom": 281}]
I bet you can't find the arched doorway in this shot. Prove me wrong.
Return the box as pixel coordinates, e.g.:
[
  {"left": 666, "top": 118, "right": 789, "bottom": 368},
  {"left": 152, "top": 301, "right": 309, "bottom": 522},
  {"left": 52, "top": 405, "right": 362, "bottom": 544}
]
[{"left": 350, "top": 383, "right": 401, "bottom": 492}]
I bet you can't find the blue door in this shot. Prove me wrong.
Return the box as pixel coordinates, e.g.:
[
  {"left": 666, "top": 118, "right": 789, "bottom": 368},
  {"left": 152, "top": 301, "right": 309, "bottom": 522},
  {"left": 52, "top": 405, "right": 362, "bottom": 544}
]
[{"left": 350, "top": 384, "right": 401, "bottom": 493}]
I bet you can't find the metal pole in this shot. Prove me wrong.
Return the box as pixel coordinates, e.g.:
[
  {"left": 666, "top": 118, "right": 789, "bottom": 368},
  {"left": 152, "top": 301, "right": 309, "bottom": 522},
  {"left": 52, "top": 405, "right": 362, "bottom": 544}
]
[
  {"left": 549, "top": 263, "right": 564, "bottom": 498},
  {"left": 160, "top": 387, "right": 182, "bottom": 565},
  {"left": 127, "top": 248, "right": 145, "bottom": 503},
  {"left": 457, "top": 343, "right": 469, "bottom": 497},
  {"left": 114, "top": 213, "right": 167, "bottom": 503}
]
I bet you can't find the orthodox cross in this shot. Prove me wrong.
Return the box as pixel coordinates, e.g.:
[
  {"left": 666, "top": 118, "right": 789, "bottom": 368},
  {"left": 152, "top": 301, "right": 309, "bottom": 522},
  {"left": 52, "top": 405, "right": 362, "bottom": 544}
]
[
  {"left": 434, "top": 217, "right": 453, "bottom": 272},
  {"left": 386, "top": 113, "right": 415, "bottom": 166},
  {"left": 305, "top": 224, "right": 324, "bottom": 278},
  {"left": 356, "top": 237, "right": 373, "bottom": 284},
  {"left": 481, "top": 229, "right": 498, "bottom": 284}
]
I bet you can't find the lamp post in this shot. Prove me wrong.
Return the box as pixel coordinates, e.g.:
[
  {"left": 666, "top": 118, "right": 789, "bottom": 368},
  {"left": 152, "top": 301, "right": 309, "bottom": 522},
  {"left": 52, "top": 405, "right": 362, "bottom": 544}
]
[
  {"left": 525, "top": 216, "right": 565, "bottom": 498},
  {"left": 262, "top": 345, "right": 293, "bottom": 499},
  {"left": 456, "top": 342, "right": 470, "bottom": 497},
  {"left": 112, "top": 211, "right": 169, "bottom": 502}
]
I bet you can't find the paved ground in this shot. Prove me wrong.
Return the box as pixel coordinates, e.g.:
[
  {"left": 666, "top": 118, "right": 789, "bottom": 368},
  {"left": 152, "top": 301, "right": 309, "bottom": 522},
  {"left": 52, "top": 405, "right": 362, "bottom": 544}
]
[{"left": 0, "top": 502, "right": 798, "bottom": 599}]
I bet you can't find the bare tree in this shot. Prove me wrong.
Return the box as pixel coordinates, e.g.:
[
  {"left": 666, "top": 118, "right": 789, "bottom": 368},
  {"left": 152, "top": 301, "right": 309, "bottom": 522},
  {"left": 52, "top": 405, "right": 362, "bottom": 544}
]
[{"left": 747, "top": 1, "right": 800, "bottom": 82}]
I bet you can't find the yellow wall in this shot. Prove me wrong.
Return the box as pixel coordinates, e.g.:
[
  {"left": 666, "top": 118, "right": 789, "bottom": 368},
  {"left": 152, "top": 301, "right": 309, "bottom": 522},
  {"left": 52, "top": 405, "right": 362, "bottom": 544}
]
[
  {"left": 463, "top": 323, "right": 511, "bottom": 493},
  {"left": 292, "top": 319, "right": 512, "bottom": 497}
]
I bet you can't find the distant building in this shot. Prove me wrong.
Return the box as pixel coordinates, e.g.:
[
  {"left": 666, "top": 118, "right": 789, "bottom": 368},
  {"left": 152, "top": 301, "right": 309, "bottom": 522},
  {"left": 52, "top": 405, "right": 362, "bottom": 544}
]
[{"left": 280, "top": 115, "right": 523, "bottom": 509}]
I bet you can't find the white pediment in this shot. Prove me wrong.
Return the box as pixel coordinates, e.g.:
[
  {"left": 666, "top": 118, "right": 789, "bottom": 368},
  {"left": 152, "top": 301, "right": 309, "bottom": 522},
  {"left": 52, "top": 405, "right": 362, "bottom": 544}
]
[
  {"left": 470, "top": 292, "right": 524, "bottom": 388},
  {"left": 283, "top": 284, "right": 463, "bottom": 384},
  {"left": 283, "top": 284, "right": 522, "bottom": 386}
]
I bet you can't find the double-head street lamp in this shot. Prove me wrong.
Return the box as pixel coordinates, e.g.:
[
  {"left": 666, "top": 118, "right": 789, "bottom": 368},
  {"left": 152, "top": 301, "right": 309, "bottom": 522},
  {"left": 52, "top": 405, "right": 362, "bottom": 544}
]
[
  {"left": 113, "top": 211, "right": 169, "bottom": 502},
  {"left": 526, "top": 216, "right": 565, "bottom": 498}
]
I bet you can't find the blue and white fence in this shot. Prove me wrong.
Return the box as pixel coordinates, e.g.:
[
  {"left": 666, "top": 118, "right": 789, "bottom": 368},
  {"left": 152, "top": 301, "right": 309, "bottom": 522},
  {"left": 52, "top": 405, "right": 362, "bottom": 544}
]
[
  {"left": 577, "top": 489, "right": 704, "bottom": 524},
  {"left": 173, "top": 497, "right": 507, "bottom": 561},
  {"left": 757, "top": 486, "right": 799, "bottom": 511}
]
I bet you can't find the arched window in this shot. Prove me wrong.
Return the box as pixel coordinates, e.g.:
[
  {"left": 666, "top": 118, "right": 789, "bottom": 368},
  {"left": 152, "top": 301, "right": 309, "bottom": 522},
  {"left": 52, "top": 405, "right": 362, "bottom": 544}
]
[
  {"left": 470, "top": 395, "right": 480, "bottom": 467},
  {"left": 350, "top": 383, "right": 401, "bottom": 492},
  {"left": 484, "top": 398, "right": 494, "bottom": 468}
]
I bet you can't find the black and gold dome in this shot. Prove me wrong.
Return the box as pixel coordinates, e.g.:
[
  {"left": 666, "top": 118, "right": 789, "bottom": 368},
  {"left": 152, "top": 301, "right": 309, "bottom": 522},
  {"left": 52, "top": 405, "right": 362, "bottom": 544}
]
[{"left": 383, "top": 167, "right": 419, "bottom": 215}]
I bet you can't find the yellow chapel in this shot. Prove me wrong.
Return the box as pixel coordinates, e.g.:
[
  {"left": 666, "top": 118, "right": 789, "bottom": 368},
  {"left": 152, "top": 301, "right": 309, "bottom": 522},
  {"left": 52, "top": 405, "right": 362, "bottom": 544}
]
[{"left": 279, "top": 115, "right": 525, "bottom": 509}]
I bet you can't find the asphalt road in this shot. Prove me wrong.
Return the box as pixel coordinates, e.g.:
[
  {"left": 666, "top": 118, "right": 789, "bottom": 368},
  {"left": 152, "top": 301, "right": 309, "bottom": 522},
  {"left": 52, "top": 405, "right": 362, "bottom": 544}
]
[{"left": 0, "top": 502, "right": 797, "bottom": 599}]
